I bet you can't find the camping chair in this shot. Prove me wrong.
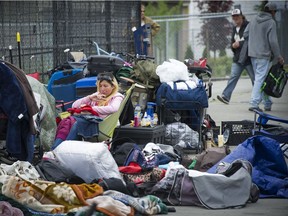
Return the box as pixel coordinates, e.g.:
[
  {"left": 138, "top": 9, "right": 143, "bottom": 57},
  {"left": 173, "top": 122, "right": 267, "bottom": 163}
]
[
  {"left": 253, "top": 110, "right": 288, "bottom": 158},
  {"left": 95, "top": 83, "right": 135, "bottom": 142}
]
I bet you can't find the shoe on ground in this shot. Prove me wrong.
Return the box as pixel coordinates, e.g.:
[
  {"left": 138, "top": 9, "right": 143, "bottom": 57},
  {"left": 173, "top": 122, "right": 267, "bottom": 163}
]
[
  {"left": 0, "top": 150, "right": 18, "bottom": 165},
  {"left": 217, "top": 95, "right": 229, "bottom": 104},
  {"left": 248, "top": 107, "right": 263, "bottom": 112},
  {"left": 0, "top": 155, "right": 18, "bottom": 165},
  {"left": 264, "top": 107, "right": 271, "bottom": 111}
]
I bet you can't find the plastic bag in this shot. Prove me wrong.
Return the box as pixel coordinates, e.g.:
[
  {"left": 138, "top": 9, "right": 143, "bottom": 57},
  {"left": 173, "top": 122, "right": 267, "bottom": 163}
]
[
  {"left": 156, "top": 59, "right": 189, "bottom": 83},
  {"left": 165, "top": 122, "right": 199, "bottom": 149}
]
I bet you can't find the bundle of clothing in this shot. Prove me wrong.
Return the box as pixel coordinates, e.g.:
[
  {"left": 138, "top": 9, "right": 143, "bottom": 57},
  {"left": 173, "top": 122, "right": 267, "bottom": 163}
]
[{"left": 0, "top": 61, "right": 39, "bottom": 161}]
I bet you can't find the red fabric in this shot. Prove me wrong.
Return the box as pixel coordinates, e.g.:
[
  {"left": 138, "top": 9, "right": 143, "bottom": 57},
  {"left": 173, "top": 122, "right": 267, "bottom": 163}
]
[
  {"left": 118, "top": 162, "right": 143, "bottom": 174},
  {"left": 67, "top": 105, "right": 99, "bottom": 116},
  {"left": 27, "top": 72, "right": 40, "bottom": 80}
]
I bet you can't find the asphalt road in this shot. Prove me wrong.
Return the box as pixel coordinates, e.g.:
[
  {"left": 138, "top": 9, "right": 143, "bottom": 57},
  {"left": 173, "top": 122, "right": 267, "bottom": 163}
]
[{"left": 172, "top": 78, "right": 288, "bottom": 216}]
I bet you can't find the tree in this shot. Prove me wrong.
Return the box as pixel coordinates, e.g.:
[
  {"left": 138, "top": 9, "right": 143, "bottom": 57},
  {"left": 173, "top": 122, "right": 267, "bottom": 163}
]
[
  {"left": 145, "top": 1, "right": 183, "bottom": 61},
  {"left": 254, "top": 0, "right": 268, "bottom": 11},
  {"left": 184, "top": 45, "right": 194, "bottom": 59},
  {"left": 202, "top": 47, "right": 209, "bottom": 58},
  {"left": 197, "top": 0, "right": 233, "bottom": 59}
]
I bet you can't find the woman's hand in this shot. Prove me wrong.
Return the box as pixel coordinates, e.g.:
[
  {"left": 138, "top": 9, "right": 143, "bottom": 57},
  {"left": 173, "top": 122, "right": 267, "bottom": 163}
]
[{"left": 89, "top": 93, "right": 106, "bottom": 101}]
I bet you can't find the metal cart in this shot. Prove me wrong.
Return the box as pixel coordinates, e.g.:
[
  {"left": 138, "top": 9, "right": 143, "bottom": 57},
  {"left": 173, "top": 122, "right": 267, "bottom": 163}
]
[{"left": 158, "top": 61, "right": 213, "bottom": 153}]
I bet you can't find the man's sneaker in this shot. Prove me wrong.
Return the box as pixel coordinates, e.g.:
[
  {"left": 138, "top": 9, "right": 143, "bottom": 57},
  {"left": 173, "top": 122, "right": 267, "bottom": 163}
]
[
  {"left": 264, "top": 107, "right": 271, "bottom": 111},
  {"left": 217, "top": 95, "right": 229, "bottom": 104},
  {"left": 248, "top": 107, "right": 263, "bottom": 112}
]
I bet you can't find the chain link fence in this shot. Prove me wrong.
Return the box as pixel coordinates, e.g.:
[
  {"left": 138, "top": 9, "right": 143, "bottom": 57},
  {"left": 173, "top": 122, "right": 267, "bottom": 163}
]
[
  {"left": 151, "top": 10, "right": 287, "bottom": 77},
  {"left": 0, "top": 1, "right": 140, "bottom": 77}
]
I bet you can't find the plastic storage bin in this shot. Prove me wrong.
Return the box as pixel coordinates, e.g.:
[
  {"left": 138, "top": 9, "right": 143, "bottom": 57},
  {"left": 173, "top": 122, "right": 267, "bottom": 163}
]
[
  {"left": 52, "top": 83, "right": 76, "bottom": 110},
  {"left": 221, "top": 120, "right": 254, "bottom": 145},
  {"left": 113, "top": 124, "right": 165, "bottom": 145},
  {"left": 47, "top": 68, "right": 83, "bottom": 94},
  {"left": 76, "top": 76, "right": 97, "bottom": 98}
]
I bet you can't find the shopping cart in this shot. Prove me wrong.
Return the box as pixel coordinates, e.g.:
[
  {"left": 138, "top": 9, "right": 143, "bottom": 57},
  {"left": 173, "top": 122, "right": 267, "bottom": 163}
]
[{"left": 158, "top": 60, "right": 212, "bottom": 153}]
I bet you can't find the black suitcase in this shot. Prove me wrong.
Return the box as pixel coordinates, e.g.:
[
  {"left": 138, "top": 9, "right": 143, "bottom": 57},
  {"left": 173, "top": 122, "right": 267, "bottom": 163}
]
[{"left": 86, "top": 55, "right": 125, "bottom": 76}]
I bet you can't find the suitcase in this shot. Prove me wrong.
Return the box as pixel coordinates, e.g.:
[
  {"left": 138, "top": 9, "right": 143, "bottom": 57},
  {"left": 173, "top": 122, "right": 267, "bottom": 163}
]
[
  {"left": 86, "top": 55, "right": 125, "bottom": 76},
  {"left": 76, "top": 77, "right": 98, "bottom": 98},
  {"left": 47, "top": 68, "right": 84, "bottom": 94}
]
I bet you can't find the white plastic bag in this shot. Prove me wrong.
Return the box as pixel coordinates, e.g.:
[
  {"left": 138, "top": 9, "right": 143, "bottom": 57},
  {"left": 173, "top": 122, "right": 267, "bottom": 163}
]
[
  {"left": 156, "top": 59, "right": 190, "bottom": 83},
  {"left": 53, "top": 140, "right": 122, "bottom": 183}
]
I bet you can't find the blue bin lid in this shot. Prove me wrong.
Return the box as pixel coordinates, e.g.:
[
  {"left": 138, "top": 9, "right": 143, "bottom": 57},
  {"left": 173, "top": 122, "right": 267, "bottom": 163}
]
[{"left": 76, "top": 76, "right": 97, "bottom": 88}]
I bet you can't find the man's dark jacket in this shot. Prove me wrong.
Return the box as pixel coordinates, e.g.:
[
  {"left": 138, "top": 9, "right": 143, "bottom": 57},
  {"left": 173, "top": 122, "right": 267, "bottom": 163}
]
[{"left": 231, "top": 19, "right": 250, "bottom": 65}]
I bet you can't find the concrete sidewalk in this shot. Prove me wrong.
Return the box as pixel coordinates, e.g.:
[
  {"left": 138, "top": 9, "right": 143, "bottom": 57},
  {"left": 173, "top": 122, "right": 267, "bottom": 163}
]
[
  {"left": 172, "top": 78, "right": 288, "bottom": 215},
  {"left": 207, "top": 78, "right": 288, "bottom": 125}
]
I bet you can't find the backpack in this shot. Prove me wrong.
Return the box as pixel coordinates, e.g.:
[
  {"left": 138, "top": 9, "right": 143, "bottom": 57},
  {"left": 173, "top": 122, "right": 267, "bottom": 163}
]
[
  {"left": 261, "top": 63, "right": 287, "bottom": 98},
  {"left": 35, "top": 159, "right": 85, "bottom": 184},
  {"left": 192, "top": 146, "right": 231, "bottom": 172},
  {"left": 130, "top": 59, "right": 160, "bottom": 88},
  {"left": 114, "top": 66, "right": 133, "bottom": 82}
]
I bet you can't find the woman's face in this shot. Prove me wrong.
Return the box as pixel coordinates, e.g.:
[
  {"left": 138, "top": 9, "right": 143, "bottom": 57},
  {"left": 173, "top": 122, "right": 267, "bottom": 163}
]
[
  {"left": 98, "top": 80, "right": 114, "bottom": 96},
  {"left": 232, "top": 15, "right": 243, "bottom": 27}
]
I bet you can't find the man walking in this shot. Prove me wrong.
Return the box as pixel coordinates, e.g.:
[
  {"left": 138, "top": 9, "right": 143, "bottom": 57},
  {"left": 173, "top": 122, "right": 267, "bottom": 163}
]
[
  {"left": 217, "top": 9, "right": 254, "bottom": 104},
  {"left": 245, "top": 2, "right": 284, "bottom": 112}
]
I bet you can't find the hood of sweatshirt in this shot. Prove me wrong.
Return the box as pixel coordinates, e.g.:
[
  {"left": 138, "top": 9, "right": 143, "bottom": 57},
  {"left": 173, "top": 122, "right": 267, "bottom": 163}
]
[{"left": 256, "top": 12, "right": 273, "bottom": 23}]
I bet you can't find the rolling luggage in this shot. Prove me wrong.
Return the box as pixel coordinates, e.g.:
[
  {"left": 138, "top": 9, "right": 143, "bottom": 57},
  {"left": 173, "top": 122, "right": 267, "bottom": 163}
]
[{"left": 86, "top": 55, "right": 125, "bottom": 76}]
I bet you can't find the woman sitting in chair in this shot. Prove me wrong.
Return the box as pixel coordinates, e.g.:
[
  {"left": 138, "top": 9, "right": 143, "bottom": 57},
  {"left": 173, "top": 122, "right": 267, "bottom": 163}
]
[
  {"left": 72, "top": 72, "right": 124, "bottom": 118},
  {"left": 51, "top": 73, "right": 124, "bottom": 150}
]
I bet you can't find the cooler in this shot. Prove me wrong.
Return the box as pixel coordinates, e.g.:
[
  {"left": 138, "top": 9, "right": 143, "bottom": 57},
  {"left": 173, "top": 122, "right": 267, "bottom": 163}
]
[{"left": 113, "top": 124, "right": 165, "bottom": 145}]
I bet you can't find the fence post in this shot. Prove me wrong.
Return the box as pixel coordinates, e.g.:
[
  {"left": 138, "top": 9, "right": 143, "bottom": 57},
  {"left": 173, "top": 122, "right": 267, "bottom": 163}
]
[
  {"left": 165, "top": 20, "right": 169, "bottom": 61},
  {"left": 105, "top": 1, "right": 112, "bottom": 53}
]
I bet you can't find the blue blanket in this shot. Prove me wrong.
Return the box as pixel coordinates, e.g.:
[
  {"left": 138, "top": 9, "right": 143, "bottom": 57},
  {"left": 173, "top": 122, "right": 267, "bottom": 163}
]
[{"left": 208, "top": 136, "right": 288, "bottom": 198}]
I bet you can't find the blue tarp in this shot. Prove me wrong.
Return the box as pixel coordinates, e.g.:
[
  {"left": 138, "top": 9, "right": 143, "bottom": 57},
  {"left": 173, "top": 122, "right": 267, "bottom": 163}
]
[{"left": 208, "top": 136, "right": 288, "bottom": 198}]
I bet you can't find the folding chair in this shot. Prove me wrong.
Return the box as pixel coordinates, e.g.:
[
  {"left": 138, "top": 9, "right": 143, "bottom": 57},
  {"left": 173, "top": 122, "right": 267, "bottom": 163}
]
[
  {"left": 96, "top": 84, "right": 135, "bottom": 142},
  {"left": 253, "top": 110, "right": 288, "bottom": 158}
]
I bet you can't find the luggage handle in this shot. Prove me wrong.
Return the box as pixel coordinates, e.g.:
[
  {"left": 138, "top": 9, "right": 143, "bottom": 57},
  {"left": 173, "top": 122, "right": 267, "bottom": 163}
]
[{"left": 173, "top": 80, "right": 192, "bottom": 91}]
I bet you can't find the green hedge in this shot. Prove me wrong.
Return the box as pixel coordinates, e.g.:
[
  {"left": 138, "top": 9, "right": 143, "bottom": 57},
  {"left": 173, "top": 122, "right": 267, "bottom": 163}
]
[
  {"left": 208, "top": 60, "right": 288, "bottom": 78},
  {"left": 207, "top": 56, "right": 232, "bottom": 77}
]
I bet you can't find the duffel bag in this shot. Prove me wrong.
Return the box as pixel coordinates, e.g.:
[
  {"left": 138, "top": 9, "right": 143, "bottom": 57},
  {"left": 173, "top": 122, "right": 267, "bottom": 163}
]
[{"left": 156, "top": 80, "right": 208, "bottom": 109}]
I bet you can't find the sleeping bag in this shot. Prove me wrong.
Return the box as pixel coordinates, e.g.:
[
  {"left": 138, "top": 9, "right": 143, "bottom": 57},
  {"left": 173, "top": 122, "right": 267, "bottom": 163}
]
[{"left": 208, "top": 136, "right": 288, "bottom": 198}]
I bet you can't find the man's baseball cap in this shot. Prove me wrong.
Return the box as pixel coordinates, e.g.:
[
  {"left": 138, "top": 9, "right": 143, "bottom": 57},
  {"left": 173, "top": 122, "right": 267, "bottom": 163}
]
[
  {"left": 231, "top": 9, "right": 242, "bottom": 16},
  {"left": 265, "top": 2, "right": 278, "bottom": 11}
]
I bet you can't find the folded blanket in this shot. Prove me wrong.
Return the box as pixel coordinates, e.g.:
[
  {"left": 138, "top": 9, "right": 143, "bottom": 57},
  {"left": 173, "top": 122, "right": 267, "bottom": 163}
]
[{"left": 0, "top": 175, "right": 103, "bottom": 214}]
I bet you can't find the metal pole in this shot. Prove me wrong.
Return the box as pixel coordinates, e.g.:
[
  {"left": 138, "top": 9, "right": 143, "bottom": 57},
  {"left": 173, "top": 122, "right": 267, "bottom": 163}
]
[
  {"left": 165, "top": 20, "right": 169, "bottom": 60},
  {"left": 9, "top": 45, "right": 13, "bottom": 64},
  {"left": 16, "top": 32, "right": 21, "bottom": 68}
]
